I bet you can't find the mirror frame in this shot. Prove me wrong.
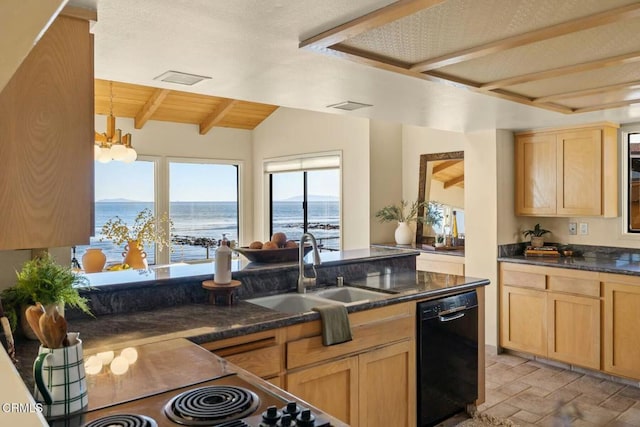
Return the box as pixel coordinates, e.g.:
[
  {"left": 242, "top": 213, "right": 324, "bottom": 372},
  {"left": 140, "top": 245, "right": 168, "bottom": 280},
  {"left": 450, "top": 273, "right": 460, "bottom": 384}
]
[{"left": 415, "top": 151, "right": 464, "bottom": 245}]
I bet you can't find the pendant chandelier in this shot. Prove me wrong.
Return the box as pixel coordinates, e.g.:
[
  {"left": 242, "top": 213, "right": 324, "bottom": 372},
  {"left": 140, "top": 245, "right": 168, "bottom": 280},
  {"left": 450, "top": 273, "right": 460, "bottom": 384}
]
[{"left": 94, "top": 81, "right": 137, "bottom": 163}]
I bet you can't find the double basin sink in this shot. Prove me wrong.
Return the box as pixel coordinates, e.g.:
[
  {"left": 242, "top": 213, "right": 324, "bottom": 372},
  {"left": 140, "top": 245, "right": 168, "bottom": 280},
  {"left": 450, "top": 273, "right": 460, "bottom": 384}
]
[{"left": 246, "top": 286, "right": 389, "bottom": 314}]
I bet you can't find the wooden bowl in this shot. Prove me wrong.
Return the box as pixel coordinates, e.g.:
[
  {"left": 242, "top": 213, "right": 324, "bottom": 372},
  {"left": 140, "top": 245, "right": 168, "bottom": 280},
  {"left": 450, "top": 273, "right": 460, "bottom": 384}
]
[{"left": 233, "top": 245, "right": 312, "bottom": 263}]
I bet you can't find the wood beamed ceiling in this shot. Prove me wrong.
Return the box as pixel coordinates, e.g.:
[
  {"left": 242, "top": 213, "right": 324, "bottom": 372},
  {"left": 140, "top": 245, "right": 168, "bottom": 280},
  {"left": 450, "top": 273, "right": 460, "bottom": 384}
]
[
  {"left": 300, "top": 0, "right": 640, "bottom": 114},
  {"left": 94, "top": 79, "right": 279, "bottom": 133},
  {"left": 432, "top": 159, "right": 464, "bottom": 189}
]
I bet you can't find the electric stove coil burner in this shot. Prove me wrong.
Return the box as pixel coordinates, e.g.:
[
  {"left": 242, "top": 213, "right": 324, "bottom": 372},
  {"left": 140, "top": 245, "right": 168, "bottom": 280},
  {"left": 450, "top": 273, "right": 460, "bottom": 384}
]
[
  {"left": 84, "top": 413, "right": 158, "bottom": 427},
  {"left": 164, "top": 385, "right": 260, "bottom": 425}
]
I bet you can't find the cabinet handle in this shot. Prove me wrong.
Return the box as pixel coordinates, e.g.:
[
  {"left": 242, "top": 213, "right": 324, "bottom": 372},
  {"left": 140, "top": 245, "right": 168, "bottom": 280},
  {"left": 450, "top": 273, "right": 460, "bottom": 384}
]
[{"left": 439, "top": 312, "right": 465, "bottom": 322}]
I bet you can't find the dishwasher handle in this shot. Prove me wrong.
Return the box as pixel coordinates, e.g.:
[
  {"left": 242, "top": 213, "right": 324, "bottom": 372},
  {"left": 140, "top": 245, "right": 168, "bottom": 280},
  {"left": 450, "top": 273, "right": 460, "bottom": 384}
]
[{"left": 439, "top": 311, "right": 465, "bottom": 322}]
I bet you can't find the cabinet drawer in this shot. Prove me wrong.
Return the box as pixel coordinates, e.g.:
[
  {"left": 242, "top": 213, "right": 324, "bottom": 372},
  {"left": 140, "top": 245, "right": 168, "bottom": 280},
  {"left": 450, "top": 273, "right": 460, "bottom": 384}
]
[
  {"left": 548, "top": 275, "right": 600, "bottom": 298},
  {"left": 501, "top": 269, "right": 545, "bottom": 290},
  {"left": 416, "top": 258, "right": 464, "bottom": 275},
  {"left": 287, "top": 315, "right": 414, "bottom": 370},
  {"left": 225, "top": 345, "right": 282, "bottom": 378}
]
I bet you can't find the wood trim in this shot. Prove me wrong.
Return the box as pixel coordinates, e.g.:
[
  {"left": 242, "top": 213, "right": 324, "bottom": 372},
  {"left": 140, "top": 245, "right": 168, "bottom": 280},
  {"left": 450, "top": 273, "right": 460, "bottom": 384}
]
[
  {"left": 134, "top": 88, "right": 170, "bottom": 129},
  {"left": 481, "top": 51, "right": 640, "bottom": 91},
  {"left": 60, "top": 5, "right": 97, "bottom": 21},
  {"left": 200, "top": 329, "right": 283, "bottom": 352},
  {"left": 533, "top": 80, "right": 640, "bottom": 104},
  {"left": 573, "top": 98, "right": 640, "bottom": 114},
  {"left": 410, "top": 3, "right": 640, "bottom": 72},
  {"left": 199, "top": 98, "right": 238, "bottom": 135},
  {"left": 515, "top": 121, "right": 619, "bottom": 136},
  {"left": 299, "top": 0, "right": 446, "bottom": 49}
]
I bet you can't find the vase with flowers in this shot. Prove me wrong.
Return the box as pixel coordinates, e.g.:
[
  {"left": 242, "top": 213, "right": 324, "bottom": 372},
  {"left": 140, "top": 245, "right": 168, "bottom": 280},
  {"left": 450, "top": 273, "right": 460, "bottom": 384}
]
[
  {"left": 375, "top": 200, "right": 429, "bottom": 245},
  {"left": 100, "top": 208, "right": 173, "bottom": 269}
]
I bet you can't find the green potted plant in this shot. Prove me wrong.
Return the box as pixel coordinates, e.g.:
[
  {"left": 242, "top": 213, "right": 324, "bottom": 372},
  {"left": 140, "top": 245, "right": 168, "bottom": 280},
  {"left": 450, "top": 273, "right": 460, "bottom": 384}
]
[
  {"left": 375, "top": 200, "right": 426, "bottom": 245},
  {"left": 0, "top": 253, "right": 92, "bottom": 339},
  {"left": 523, "top": 223, "right": 551, "bottom": 248}
]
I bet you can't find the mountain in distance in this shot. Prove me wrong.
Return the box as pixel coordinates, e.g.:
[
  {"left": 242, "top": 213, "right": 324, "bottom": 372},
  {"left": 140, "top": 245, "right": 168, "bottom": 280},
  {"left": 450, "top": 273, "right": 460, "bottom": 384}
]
[
  {"left": 96, "top": 198, "right": 143, "bottom": 203},
  {"left": 279, "top": 195, "right": 339, "bottom": 202}
]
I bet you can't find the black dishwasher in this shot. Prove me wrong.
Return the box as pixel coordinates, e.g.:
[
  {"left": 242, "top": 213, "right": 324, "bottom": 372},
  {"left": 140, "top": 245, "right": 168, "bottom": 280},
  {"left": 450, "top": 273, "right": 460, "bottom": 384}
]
[{"left": 417, "top": 290, "right": 478, "bottom": 427}]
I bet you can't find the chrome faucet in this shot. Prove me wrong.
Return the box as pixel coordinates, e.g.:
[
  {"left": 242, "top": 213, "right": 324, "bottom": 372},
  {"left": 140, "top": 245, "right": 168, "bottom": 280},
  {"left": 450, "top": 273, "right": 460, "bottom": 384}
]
[{"left": 298, "top": 232, "right": 321, "bottom": 293}]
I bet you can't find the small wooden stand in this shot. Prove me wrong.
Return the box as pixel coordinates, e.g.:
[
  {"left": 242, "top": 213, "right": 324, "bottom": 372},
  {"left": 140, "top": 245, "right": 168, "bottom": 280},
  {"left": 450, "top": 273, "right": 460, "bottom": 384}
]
[{"left": 202, "top": 280, "right": 241, "bottom": 306}]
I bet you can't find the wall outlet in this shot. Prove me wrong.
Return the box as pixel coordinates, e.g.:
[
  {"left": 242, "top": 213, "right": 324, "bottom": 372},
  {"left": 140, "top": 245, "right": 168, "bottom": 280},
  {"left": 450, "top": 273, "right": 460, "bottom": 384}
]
[
  {"left": 579, "top": 222, "right": 589, "bottom": 235},
  {"left": 568, "top": 222, "right": 577, "bottom": 235}
]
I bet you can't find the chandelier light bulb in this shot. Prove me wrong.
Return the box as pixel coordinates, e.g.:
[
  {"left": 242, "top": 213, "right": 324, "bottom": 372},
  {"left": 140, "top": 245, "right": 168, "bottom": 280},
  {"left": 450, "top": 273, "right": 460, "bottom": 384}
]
[
  {"left": 96, "top": 147, "right": 112, "bottom": 163},
  {"left": 122, "top": 147, "right": 138, "bottom": 163},
  {"left": 110, "top": 143, "right": 128, "bottom": 161}
]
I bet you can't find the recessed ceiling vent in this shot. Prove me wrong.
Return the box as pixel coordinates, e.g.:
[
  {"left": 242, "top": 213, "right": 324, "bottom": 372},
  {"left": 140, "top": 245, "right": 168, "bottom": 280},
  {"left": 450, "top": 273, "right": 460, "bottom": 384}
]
[
  {"left": 153, "top": 70, "right": 211, "bottom": 86},
  {"left": 327, "top": 101, "right": 373, "bottom": 111}
]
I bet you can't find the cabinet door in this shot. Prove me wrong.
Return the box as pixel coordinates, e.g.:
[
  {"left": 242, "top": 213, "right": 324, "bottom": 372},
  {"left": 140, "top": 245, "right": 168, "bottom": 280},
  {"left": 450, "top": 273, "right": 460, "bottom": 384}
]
[
  {"left": 515, "top": 133, "right": 557, "bottom": 215},
  {"left": 359, "top": 340, "right": 415, "bottom": 427},
  {"left": 604, "top": 282, "right": 640, "bottom": 380},
  {"left": 556, "top": 129, "right": 602, "bottom": 216},
  {"left": 286, "top": 356, "right": 359, "bottom": 426},
  {"left": 0, "top": 16, "right": 94, "bottom": 249},
  {"left": 500, "top": 285, "right": 547, "bottom": 356},
  {"left": 547, "top": 293, "right": 600, "bottom": 370}
]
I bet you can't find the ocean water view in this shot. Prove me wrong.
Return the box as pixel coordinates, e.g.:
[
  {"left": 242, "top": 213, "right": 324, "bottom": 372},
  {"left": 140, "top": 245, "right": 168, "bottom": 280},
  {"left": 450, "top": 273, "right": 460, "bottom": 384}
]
[{"left": 80, "top": 201, "right": 340, "bottom": 266}]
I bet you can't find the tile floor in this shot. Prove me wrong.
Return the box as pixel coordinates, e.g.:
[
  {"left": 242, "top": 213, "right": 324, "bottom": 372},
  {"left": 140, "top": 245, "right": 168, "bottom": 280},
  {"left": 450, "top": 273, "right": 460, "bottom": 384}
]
[{"left": 476, "top": 349, "right": 640, "bottom": 426}]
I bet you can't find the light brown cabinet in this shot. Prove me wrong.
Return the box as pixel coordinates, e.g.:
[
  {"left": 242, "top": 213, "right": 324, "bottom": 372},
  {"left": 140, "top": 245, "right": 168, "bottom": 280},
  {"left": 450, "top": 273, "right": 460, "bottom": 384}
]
[
  {"left": 515, "top": 123, "right": 618, "bottom": 217},
  {"left": 500, "top": 263, "right": 601, "bottom": 370},
  {"left": 416, "top": 253, "right": 464, "bottom": 275},
  {"left": 602, "top": 276, "right": 640, "bottom": 380},
  {"left": 285, "top": 303, "right": 416, "bottom": 427},
  {"left": 0, "top": 14, "right": 94, "bottom": 249}
]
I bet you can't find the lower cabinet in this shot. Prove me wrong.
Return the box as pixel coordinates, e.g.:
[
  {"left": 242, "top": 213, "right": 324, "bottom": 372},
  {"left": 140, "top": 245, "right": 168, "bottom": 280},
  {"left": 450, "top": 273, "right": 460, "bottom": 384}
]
[
  {"left": 287, "top": 356, "right": 359, "bottom": 426},
  {"left": 603, "top": 279, "right": 640, "bottom": 380},
  {"left": 286, "top": 340, "right": 415, "bottom": 427},
  {"left": 500, "top": 263, "right": 601, "bottom": 370},
  {"left": 416, "top": 253, "right": 464, "bottom": 275}
]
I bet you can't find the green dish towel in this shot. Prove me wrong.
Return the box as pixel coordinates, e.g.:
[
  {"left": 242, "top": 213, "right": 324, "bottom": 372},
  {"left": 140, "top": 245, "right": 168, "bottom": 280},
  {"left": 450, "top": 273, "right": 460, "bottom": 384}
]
[{"left": 312, "top": 303, "right": 353, "bottom": 346}]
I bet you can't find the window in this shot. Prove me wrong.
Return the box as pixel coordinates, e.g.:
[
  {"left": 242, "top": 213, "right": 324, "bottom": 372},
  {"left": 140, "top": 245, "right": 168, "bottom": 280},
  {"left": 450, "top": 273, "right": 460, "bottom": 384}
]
[
  {"left": 628, "top": 133, "right": 640, "bottom": 232},
  {"left": 76, "top": 159, "right": 157, "bottom": 266},
  {"left": 266, "top": 153, "right": 341, "bottom": 251},
  {"left": 169, "top": 160, "right": 239, "bottom": 262}
]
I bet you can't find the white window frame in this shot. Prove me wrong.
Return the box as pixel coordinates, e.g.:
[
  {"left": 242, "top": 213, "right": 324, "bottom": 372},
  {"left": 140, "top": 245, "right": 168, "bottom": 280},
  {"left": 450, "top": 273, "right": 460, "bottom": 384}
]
[{"left": 263, "top": 151, "right": 343, "bottom": 249}]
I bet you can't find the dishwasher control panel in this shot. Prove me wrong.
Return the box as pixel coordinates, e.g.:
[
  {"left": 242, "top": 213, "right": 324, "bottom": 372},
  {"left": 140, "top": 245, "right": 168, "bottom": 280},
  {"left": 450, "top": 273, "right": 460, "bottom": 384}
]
[{"left": 420, "top": 290, "right": 477, "bottom": 318}]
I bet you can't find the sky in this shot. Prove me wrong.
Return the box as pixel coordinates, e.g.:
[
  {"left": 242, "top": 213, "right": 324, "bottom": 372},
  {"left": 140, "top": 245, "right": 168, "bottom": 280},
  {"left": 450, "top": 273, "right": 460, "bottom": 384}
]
[{"left": 95, "top": 161, "right": 340, "bottom": 202}]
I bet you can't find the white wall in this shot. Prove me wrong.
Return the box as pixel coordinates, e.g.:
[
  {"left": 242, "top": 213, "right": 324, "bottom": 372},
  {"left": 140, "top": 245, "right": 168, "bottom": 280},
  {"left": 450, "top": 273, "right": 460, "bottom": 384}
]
[
  {"left": 370, "top": 120, "right": 403, "bottom": 244},
  {"left": 252, "top": 108, "right": 370, "bottom": 249}
]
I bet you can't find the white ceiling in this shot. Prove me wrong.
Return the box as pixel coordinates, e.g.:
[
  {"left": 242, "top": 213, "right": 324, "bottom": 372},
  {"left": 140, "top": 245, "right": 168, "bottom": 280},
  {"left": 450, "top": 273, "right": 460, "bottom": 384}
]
[{"left": 76, "top": 0, "right": 640, "bottom": 132}]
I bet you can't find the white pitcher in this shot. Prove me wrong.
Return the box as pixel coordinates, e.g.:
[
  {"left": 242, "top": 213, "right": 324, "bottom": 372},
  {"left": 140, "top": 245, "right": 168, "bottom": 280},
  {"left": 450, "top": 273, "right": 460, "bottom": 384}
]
[{"left": 33, "top": 336, "right": 88, "bottom": 418}]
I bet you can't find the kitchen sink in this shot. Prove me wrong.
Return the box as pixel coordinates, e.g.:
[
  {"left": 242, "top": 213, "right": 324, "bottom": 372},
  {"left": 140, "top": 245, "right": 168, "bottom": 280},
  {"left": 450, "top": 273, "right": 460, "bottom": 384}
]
[
  {"left": 246, "top": 286, "right": 389, "bottom": 313},
  {"left": 245, "top": 293, "right": 331, "bottom": 314},
  {"left": 312, "top": 286, "right": 388, "bottom": 303}
]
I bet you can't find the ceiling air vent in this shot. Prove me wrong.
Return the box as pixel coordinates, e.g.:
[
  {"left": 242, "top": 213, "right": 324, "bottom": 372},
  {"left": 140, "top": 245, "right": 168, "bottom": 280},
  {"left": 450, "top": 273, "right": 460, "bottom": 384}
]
[
  {"left": 153, "top": 70, "right": 211, "bottom": 86},
  {"left": 327, "top": 101, "right": 373, "bottom": 111}
]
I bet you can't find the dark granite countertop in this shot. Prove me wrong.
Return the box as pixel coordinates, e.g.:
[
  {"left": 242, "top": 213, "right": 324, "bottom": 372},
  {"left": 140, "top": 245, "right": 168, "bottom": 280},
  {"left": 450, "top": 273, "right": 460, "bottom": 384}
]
[
  {"left": 498, "top": 254, "right": 640, "bottom": 277},
  {"left": 371, "top": 242, "right": 465, "bottom": 257},
  {"left": 14, "top": 271, "right": 489, "bottom": 392}
]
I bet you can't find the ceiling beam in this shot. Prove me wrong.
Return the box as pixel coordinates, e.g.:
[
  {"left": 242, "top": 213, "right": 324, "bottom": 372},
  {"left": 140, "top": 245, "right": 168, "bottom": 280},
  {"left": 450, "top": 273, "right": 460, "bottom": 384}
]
[
  {"left": 432, "top": 160, "right": 462, "bottom": 174},
  {"left": 480, "top": 51, "right": 640, "bottom": 91},
  {"left": 533, "top": 80, "right": 640, "bottom": 104},
  {"left": 410, "top": 3, "right": 640, "bottom": 72},
  {"left": 572, "top": 98, "right": 640, "bottom": 114},
  {"left": 444, "top": 174, "right": 464, "bottom": 189},
  {"left": 299, "top": 0, "right": 445, "bottom": 50},
  {"left": 135, "top": 88, "right": 170, "bottom": 129},
  {"left": 199, "top": 99, "right": 238, "bottom": 135}
]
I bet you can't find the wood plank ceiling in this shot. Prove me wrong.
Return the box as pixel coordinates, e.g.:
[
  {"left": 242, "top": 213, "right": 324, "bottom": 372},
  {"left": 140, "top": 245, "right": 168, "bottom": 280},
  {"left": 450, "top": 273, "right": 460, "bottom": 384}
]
[
  {"left": 95, "top": 79, "right": 279, "bottom": 133},
  {"left": 301, "top": 0, "right": 640, "bottom": 114},
  {"left": 432, "top": 159, "right": 464, "bottom": 189}
]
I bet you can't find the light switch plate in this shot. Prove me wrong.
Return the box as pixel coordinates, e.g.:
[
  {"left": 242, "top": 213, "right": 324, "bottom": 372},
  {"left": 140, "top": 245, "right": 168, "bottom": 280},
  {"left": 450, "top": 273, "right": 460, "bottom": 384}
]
[
  {"left": 579, "top": 222, "right": 588, "bottom": 235},
  {"left": 569, "top": 222, "right": 577, "bottom": 235}
]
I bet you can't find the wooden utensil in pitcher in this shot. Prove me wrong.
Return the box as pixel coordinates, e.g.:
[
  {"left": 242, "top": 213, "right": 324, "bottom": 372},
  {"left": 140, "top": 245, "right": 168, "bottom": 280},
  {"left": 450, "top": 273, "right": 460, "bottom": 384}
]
[
  {"left": 39, "top": 307, "right": 67, "bottom": 349},
  {"left": 25, "top": 303, "right": 47, "bottom": 346}
]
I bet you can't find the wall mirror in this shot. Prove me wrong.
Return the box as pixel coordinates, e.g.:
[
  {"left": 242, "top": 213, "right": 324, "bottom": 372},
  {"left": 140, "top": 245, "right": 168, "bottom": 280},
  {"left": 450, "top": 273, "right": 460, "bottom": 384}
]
[{"left": 415, "top": 151, "right": 464, "bottom": 246}]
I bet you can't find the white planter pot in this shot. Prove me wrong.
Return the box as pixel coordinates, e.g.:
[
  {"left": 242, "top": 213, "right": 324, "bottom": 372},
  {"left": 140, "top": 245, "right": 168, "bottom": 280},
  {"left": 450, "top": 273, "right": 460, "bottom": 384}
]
[{"left": 394, "top": 222, "right": 413, "bottom": 245}]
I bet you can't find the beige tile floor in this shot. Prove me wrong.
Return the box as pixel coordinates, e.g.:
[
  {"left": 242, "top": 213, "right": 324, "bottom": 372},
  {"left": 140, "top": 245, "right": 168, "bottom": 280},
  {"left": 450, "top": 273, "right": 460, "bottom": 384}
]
[{"left": 476, "top": 349, "right": 640, "bottom": 426}]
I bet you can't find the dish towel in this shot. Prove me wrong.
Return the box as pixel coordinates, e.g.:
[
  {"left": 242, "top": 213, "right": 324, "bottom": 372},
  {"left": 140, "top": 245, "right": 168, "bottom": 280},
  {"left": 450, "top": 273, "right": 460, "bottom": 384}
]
[{"left": 312, "top": 304, "right": 353, "bottom": 346}]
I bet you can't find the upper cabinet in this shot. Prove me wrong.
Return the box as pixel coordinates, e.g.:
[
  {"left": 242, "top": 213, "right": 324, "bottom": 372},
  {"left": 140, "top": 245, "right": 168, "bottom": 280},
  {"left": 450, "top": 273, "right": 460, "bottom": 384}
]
[
  {"left": 0, "top": 14, "right": 94, "bottom": 249},
  {"left": 515, "top": 123, "right": 618, "bottom": 217}
]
